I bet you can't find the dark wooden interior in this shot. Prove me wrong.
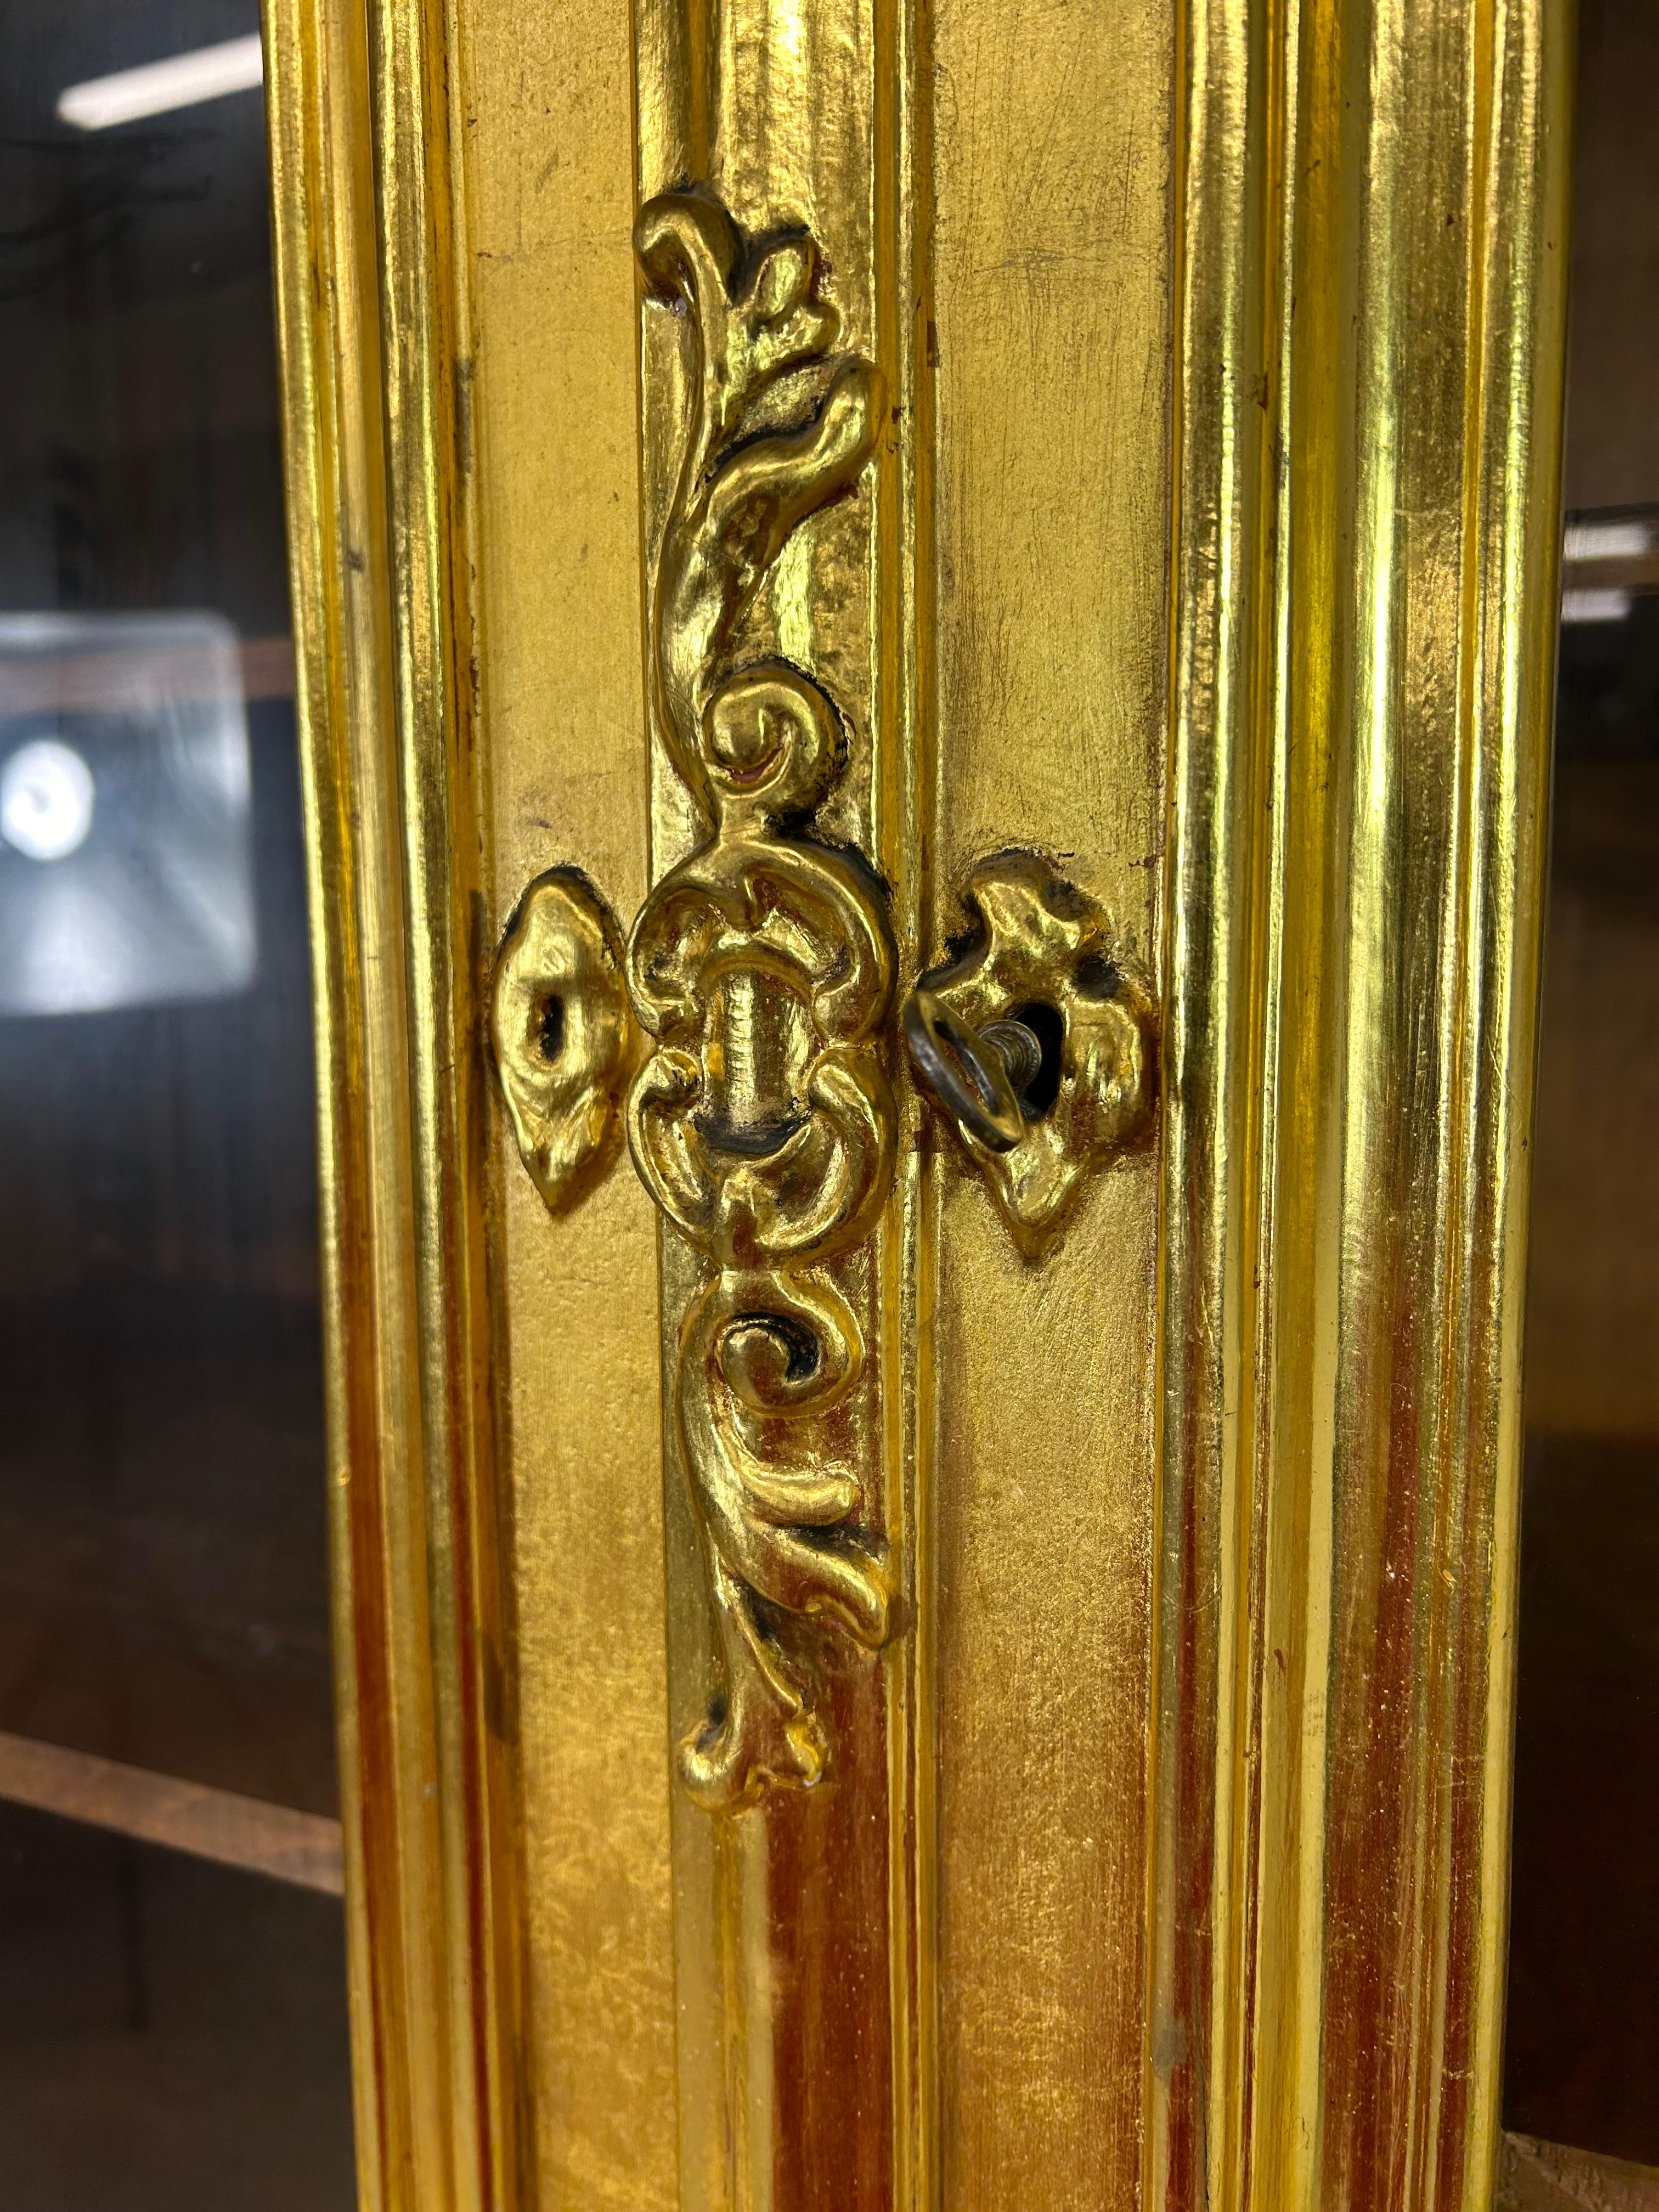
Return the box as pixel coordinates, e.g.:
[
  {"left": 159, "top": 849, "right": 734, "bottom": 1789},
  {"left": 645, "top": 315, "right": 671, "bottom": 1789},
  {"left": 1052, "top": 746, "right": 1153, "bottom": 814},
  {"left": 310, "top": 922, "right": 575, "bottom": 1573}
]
[{"left": 0, "top": 4, "right": 351, "bottom": 2203}]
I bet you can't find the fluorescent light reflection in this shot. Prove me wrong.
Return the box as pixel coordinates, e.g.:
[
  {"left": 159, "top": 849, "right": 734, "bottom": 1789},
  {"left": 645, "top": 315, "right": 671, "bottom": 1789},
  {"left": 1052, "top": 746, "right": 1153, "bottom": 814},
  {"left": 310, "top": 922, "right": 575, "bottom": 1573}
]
[
  {"left": 57, "top": 33, "right": 263, "bottom": 132},
  {"left": 1562, "top": 520, "right": 1652, "bottom": 565},
  {"left": 1561, "top": 588, "right": 1634, "bottom": 627}
]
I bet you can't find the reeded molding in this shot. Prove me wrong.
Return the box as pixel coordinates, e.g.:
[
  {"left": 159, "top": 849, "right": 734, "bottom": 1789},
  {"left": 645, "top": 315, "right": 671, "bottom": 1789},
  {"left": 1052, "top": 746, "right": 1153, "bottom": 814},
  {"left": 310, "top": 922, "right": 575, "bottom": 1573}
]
[
  {"left": 1149, "top": 2, "right": 1570, "bottom": 2209},
  {"left": 264, "top": 2, "right": 517, "bottom": 2211}
]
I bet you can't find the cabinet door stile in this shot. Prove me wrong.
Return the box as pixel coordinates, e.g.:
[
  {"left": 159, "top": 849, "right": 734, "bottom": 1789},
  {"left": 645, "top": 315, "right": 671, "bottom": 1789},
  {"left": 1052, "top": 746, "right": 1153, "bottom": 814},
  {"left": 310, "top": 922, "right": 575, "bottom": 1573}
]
[{"left": 264, "top": 0, "right": 1571, "bottom": 2204}]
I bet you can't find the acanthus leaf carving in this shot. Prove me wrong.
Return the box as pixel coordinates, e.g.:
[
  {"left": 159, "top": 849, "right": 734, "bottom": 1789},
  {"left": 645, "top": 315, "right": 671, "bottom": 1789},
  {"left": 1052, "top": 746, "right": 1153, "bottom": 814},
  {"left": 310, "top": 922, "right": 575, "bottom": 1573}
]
[{"left": 627, "top": 190, "right": 898, "bottom": 1811}]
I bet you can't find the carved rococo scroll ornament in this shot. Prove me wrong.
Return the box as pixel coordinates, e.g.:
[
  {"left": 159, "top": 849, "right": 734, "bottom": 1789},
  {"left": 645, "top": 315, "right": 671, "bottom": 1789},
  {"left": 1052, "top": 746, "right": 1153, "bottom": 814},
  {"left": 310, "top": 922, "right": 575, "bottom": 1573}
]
[
  {"left": 487, "top": 194, "right": 1163, "bottom": 1809},
  {"left": 904, "top": 853, "right": 1156, "bottom": 1260},
  {"left": 626, "top": 191, "right": 897, "bottom": 1810}
]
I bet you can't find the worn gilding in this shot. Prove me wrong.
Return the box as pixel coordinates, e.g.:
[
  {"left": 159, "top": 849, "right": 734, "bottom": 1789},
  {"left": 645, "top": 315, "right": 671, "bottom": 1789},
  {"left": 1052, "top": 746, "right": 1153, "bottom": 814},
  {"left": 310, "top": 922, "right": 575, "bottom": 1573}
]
[
  {"left": 1149, "top": 2, "right": 1570, "bottom": 2209},
  {"left": 264, "top": 0, "right": 1566, "bottom": 2204}
]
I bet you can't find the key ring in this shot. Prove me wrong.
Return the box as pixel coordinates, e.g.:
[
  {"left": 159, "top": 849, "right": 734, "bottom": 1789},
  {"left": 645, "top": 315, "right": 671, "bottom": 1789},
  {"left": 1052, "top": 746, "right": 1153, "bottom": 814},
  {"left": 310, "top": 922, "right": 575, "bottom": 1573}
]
[{"left": 901, "top": 986, "right": 1042, "bottom": 1153}]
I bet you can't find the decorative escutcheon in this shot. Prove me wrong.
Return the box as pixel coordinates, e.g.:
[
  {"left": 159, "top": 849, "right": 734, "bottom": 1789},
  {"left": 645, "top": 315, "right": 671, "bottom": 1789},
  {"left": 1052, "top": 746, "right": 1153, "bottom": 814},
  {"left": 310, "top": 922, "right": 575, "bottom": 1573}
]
[
  {"left": 625, "top": 187, "right": 896, "bottom": 1812},
  {"left": 903, "top": 851, "right": 1157, "bottom": 1261},
  {"left": 491, "top": 866, "right": 640, "bottom": 1215},
  {"left": 491, "top": 187, "right": 895, "bottom": 1814},
  {"left": 488, "top": 193, "right": 1163, "bottom": 1810}
]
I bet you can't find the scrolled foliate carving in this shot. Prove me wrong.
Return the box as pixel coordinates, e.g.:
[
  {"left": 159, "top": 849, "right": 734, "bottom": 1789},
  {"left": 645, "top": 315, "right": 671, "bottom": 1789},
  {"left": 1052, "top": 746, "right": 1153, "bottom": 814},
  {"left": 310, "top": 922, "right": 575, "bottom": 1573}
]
[
  {"left": 907, "top": 853, "right": 1156, "bottom": 1259},
  {"left": 627, "top": 191, "right": 896, "bottom": 1811}
]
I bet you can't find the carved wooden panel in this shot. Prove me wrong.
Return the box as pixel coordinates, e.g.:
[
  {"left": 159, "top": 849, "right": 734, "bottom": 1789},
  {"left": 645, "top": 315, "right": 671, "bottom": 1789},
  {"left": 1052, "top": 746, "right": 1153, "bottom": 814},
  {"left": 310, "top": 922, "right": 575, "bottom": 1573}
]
[{"left": 264, "top": 0, "right": 1570, "bottom": 2205}]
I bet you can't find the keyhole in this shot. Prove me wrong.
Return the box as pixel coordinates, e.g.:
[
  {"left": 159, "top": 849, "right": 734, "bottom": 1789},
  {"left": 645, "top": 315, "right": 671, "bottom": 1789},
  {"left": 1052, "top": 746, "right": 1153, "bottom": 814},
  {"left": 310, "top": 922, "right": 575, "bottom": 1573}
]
[
  {"left": 538, "top": 995, "right": 565, "bottom": 1063},
  {"left": 1009, "top": 1001, "right": 1064, "bottom": 1118}
]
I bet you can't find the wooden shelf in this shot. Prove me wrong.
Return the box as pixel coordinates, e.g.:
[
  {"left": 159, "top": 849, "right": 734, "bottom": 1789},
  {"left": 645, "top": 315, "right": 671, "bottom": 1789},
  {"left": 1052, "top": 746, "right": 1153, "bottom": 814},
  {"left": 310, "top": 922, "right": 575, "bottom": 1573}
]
[
  {"left": 1500, "top": 2134, "right": 1659, "bottom": 2210},
  {"left": 0, "top": 1729, "right": 342, "bottom": 1895}
]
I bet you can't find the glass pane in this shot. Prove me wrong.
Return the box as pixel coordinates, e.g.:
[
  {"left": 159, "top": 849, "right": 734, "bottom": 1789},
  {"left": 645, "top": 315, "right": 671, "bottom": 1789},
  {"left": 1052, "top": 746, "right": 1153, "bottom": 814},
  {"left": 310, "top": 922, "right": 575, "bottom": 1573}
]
[
  {"left": 0, "top": 1804, "right": 353, "bottom": 2211},
  {"left": 1506, "top": 0, "right": 1659, "bottom": 2168},
  {"left": 0, "top": 4, "right": 353, "bottom": 2200}
]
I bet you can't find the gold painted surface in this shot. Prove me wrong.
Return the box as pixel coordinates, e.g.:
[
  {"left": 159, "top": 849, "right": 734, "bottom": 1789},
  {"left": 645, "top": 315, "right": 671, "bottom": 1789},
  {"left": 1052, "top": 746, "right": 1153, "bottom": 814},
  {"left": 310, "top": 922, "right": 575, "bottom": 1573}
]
[
  {"left": 633, "top": 10, "right": 922, "bottom": 2205},
  {"left": 626, "top": 190, "right": 897, "bottom": 1809},
  {"left": 1150, "top": 5, "right": 1569, "bottom": 2212},
  {"left": 270, "top": 0, "right": 681, "bottom": 2205},
  {"left": 905, "top": 853, "right": 1159, "bottom": 1256},
  {"left": 926, "top": 3, "right": 1171, "bottom": 2202},
  {"left": 454, "top": 2, "right": 681, "bottom": 2202},
  {"left": 491, "top": 870, "right": 640, "bottom": 1214},
  {"left": 267, "top": 0, "right": 1566, "bottom": 2204},
  {"left": 267, "top": 4, "right": 511, "bottom": 2209}
]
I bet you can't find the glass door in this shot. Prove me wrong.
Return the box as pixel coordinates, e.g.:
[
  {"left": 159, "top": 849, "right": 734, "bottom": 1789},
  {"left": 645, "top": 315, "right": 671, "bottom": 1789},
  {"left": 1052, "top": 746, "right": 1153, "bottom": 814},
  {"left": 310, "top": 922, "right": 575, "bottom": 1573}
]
[
  {"left": 1504, "top": 0, "right": 1659, "bottom": 2194},
  {"left": 0, "top": 9, "right": 353, "bottom": 2205}
]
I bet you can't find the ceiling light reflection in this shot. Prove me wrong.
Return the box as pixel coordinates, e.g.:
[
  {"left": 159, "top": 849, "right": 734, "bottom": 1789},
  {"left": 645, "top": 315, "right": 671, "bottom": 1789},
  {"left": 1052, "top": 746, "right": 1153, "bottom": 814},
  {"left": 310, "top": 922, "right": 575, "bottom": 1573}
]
[
  {"left": 1562, "top": 520, "right": 1652, "bottom": 565},
  {"left": 57, "top": 33, "right": 263, "bottom": 132},
  {"left": 1, "top": 739, "right": 95, "bottom": 862},
  {"left": 0, "top": 613, "right": 257, "bottom": 1018},
  {"left": 1561, "top": 588, "right": 1633, "bottom": 627}
]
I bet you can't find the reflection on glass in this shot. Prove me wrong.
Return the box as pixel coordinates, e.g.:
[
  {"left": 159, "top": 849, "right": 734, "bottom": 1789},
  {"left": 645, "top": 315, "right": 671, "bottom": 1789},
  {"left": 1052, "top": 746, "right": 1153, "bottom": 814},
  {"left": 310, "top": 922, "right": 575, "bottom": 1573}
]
[
  {"left": 0, "top": 613, "right": 256, "bottom": 1015},
  {"left": 1505, "top": 0, "right": 1659, "bottom": 2173},
  {"left": 0, "top": 4, "right": 352, "bottom": 2205},
  {"left": 1, "top": 737, "right": 96, "bottom": 861},
  {"left": 57, "top": 32, "right": 265, "bottom": 132}
]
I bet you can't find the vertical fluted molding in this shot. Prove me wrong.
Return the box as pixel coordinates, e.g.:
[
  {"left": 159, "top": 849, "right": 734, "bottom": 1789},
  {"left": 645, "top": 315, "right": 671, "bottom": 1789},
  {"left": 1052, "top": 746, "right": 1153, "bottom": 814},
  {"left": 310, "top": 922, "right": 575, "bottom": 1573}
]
[{"left": 1150, "top": 2, "right": 1569, "bottom": 2208}]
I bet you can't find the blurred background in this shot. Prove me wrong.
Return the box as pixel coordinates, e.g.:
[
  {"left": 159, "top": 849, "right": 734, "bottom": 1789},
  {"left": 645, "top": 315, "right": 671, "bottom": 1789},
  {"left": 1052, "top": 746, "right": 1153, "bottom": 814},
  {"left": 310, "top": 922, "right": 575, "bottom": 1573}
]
[
  {"left": 1505, "top": 0, "right": 1659, "bottom": 2171},
  {"left": 0, "top": 5, "right": 352, "bottom": 2207}
]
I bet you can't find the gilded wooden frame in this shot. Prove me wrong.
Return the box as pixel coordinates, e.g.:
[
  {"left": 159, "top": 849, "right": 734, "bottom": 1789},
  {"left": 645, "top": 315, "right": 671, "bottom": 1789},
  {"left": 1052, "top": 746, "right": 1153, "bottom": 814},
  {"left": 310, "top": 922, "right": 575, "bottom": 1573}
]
[{"left": 263, "top": 0, "right": 1568, "bottom": 2204}]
